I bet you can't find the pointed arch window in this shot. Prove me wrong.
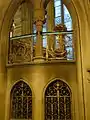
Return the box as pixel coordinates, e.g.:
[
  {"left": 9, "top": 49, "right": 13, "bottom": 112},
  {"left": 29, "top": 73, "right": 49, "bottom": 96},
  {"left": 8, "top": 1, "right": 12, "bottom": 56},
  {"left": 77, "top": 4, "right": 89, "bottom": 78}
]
[
  {"left": 54, "top": 0, "right": 73, "bottom": 60},
  {"left": 8, "top": 1, "right": 34, "bottom": 64},
  {"left": 45, "top": 80, "right": 72, "bottom": 120},
  {"left": 11, "top": 81, "right": 32, "bottom": 119}
]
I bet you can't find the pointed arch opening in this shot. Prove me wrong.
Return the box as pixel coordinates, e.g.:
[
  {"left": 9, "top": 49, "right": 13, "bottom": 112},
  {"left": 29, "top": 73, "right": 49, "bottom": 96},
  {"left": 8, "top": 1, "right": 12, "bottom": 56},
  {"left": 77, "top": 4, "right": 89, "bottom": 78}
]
[
  {"left": 45, "top": 79, "right": 72, "bottom": 120},
  {"left": 10, "top": 81, "right": 32, "bottom": 119},
  {"left": 53, "top": 0, "right": 73, "bottom": 60}
]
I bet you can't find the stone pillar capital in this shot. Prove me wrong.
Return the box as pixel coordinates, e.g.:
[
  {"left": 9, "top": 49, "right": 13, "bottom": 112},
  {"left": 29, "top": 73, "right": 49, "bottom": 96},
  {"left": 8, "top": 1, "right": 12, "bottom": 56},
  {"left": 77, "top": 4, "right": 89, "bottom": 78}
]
[
  {"left": 33, "top": 8, "right": 46, "bottom": 61},
  {"left": 33, "top": 8, "right": 46, "bottom": 24},
  {"left": 35, "top": 20, "right": 43, "bottom": 32}
]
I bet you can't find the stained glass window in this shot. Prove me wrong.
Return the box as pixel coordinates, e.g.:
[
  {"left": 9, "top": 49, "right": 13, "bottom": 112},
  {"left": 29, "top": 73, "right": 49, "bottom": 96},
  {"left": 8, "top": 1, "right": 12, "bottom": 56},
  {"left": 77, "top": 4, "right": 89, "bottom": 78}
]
[
  {"left": 43, "top": 23, "right": 47, "bottom": 47},
  {"left": 33, "top": 23, "right": 47, "bottom": 48},
  {"left": 54, "top": 0, "right": 73, "bottom": 60},
  {"left": 45, "top": 80, "right": 71, "bottom": 120},
  {"left": 11, "top": 81, "right": 32, "bottom": 119}
]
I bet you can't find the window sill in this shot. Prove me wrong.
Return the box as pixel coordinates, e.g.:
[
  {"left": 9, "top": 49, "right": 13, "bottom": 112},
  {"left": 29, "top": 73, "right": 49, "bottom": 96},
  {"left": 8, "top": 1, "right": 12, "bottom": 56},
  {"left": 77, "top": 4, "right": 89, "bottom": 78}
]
[{"left": 6, "top": 59, "right": 76, "bottom": 67}]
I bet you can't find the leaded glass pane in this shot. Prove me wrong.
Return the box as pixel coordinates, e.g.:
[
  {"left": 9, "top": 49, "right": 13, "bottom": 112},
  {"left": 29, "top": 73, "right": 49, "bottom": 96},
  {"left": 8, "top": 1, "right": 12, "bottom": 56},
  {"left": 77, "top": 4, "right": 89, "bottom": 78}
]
[
  {"left": 54, "top": 0, "right": 61, "bottom": 7},
  {"left": 43, "top": 36, "right": 47, "bottom": 48},
  {"left": 33, "top": 24, "right": 36, "bottom": 45},
  {"left": 55, "top": 6, "right": 61, "bottom": 17},
  {"left": 43, "top": 23, "right": 47, "bottom": 28},
  {"left": 43, "top": 24, "right": 47, "bottom": 48},
  {"left": 11, "top": 81, "right": 32, "bottom": 119},
  {"left": 33, "top": 36, "right": 36, "bottom": 45},
  {"left": 45, "top": 80, "right": 71, "bottom": 120},
  {"left": 33, "top": 26, "right": 36, "bottom": 33},
  {"left": 64, "top": 5, "right": 72, "bottom": 30},
  {"left": 55, "top": 17, "right": 61, "bottom": 25},
  {"left": 54, "top": 0, "right": 74, "bottom": 60},
  {"left": 66, "top": 47, "right": 73, "bottom": 60},
  {"left": 65, "top": 21, "right": 72, "bottom": 31},
  {"left": 43, "top": 27, "right": 47, "bottom": 32},
  {"left": 65, "top": 34, "right": 73, "bottom": 47}
]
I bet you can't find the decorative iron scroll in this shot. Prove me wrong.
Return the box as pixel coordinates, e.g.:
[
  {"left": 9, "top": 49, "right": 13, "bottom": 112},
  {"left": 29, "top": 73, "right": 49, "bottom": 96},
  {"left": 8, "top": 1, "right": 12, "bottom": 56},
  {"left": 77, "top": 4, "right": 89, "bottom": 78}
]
[
  {"left": 11, "top": 81, "right": 32, "bottom": 119},
  {"left": 8, "top": 38, "right": 33, "bottom": 64},
  {"left": 45, "top": 80, "right": 71, "bottom": 120}
]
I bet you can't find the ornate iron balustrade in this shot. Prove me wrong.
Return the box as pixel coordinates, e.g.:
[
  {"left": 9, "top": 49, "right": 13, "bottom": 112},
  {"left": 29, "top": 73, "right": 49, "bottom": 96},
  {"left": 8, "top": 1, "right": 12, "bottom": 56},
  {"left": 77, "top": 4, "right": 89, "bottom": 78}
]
[{"left": 8, "top": 31, "right": 74, "bottom": 64}]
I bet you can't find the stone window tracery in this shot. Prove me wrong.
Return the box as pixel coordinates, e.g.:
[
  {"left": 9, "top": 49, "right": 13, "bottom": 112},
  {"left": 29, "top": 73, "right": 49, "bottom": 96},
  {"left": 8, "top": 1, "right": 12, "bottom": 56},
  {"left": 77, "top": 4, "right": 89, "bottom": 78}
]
[
  {"left": 45, "top": 80, "right": 72, "bottom": 120},
  {"left": 11, "top": 81, "right": 32, "bottom": 119}
]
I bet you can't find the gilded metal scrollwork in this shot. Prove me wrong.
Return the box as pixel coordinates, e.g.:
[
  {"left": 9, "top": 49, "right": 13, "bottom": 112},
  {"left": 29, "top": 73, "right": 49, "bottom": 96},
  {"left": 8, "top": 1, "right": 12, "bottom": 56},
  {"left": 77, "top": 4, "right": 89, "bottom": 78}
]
[
  {"left": 11, "top": 81, "right": 32, "bottom": 119},
  {"left": 45, "top": 80, "right": 71, "bottom": 120},
  {"left": 8, "top": 38, "right": 32, "bottom": 64}
]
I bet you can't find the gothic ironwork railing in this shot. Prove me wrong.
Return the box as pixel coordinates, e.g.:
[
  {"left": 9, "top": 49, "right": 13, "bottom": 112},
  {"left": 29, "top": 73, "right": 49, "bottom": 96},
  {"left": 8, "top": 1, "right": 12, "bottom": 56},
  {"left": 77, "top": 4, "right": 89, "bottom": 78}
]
[{"left": 8, "top": 31, "right": 74, "bottom": 64}]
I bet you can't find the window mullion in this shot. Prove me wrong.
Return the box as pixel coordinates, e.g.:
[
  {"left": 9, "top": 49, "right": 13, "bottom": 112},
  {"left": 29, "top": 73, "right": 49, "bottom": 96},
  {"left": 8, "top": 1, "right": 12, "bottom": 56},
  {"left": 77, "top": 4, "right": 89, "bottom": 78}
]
[{"left": 61, "top": 0, "right": 64, "bottom": 24}]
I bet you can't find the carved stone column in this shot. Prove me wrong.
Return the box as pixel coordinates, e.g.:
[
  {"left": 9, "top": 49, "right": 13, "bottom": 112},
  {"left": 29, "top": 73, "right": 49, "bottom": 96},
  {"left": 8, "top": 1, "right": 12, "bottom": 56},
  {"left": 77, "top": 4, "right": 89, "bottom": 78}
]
[
  {"left": 33, "top": 8, "right": 45, "bottom": 61},
  {"left": 47, "top": 0, "right": 55, "bottom": 50}
]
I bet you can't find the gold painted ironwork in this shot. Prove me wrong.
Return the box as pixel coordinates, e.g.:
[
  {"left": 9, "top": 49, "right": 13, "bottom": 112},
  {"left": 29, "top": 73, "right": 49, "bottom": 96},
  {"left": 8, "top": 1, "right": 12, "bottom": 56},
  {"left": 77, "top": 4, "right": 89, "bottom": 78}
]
[
  {"left": 11, "top": 81, "right": 32, "bottom": 119},
  {"left": 8, "top": 31, "right": 73, "bottom": 64},
  {"left": 53, "top": 24, "right": 67, "bottom": 58},
  {"left": 45, "top": 80, "right": 71, "bottom": 120},
  {"left": 8, "top": 38, "right": 33, "bottom": 64}
]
